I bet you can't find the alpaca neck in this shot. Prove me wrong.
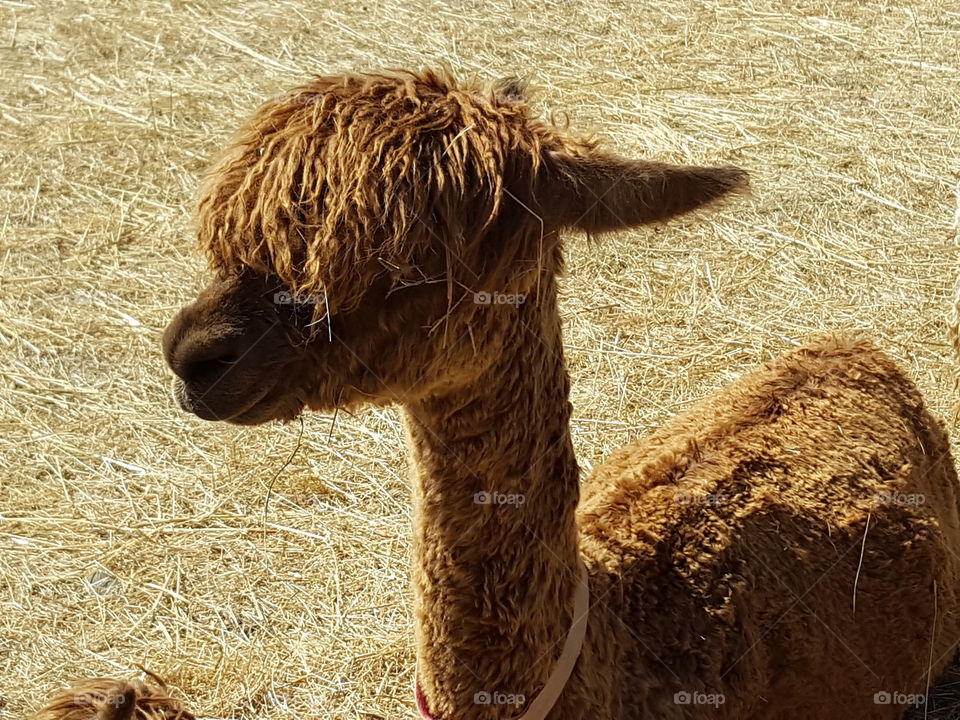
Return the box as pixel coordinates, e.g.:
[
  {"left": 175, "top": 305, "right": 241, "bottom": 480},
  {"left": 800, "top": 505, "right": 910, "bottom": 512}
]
[{"left": 403, "top": 287, "right": 582, "bottom": 719}]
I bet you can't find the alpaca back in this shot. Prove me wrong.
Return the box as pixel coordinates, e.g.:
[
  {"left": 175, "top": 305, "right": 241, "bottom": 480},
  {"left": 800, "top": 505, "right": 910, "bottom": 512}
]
[{"left": 577, "top": 335, "right": 960, "bottom": 720}]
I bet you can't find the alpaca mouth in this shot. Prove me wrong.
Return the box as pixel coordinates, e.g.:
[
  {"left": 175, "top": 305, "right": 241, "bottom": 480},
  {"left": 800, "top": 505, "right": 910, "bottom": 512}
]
[
  {"left": 173, "top": 378, "right": 285, "bottom": 423},
  {"left": 228, "top": 391, "right": 305, "bottom": 425}
]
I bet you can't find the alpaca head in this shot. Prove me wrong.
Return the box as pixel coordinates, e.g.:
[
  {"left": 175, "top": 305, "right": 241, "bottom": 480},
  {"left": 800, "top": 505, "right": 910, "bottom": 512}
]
[{"left": 162, "top": 70, "right": 747, "bottom": 424}]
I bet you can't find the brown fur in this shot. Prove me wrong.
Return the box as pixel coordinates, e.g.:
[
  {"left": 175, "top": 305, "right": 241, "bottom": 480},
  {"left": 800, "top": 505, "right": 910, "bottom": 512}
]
[
  {"left": 32, "top": 672, "right": 192, "bottom": 720},
  {"left": 575, "top": 335, "right": 960, "bottom": 718},
  {"left": 194, "top": 70, "right": 745, "bottom": 322},
  {"left": 403, "top": 285, "right": 960, "bottom": 719},
  {"left": 36, "top": 70, "right": 960, "bottom": 720}
]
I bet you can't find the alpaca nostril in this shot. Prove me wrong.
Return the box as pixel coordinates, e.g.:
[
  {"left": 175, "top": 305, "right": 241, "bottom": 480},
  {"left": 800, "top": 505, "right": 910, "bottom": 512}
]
[
  {"left": 166, "top": 330, "right": 244, "bottom": 384},
  {"left": 180, "top": 352, "right": 240, "bottom": 384}
]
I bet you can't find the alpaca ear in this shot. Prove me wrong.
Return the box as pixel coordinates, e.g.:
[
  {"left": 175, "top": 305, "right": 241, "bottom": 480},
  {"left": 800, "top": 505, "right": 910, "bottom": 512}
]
[{"left": 536, "top": 148, "right": 748, "bottom": 234}]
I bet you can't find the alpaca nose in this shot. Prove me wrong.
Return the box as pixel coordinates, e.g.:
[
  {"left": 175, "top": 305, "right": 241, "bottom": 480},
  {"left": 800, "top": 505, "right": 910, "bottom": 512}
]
[
  {"left": 163, "top": 312, "right": 242, "bottom": 384},
  {"left": 172, "top": 341, "right": 240, "bottom": 384}
]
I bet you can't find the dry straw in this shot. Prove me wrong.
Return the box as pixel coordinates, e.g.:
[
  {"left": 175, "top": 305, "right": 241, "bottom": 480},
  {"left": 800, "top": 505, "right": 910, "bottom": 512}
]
[
  {"left": 1, "top": 1, "right": 959, "bottom": 719},
  {"left": 953, "top": 180, "right": 960, "bottom": 422}
]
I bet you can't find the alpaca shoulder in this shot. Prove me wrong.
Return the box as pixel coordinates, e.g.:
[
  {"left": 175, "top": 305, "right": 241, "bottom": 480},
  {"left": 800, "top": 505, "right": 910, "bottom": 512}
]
[
  {"left": 574, "top": 336, "right": 960, "bottom": 716},
  {"left": 577, "top": 333, "right": 954, "bottom": 564}
]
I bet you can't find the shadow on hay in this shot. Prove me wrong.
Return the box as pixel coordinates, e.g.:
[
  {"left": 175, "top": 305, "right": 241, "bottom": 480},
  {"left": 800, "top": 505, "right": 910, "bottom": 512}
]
[{"left": 905, "top": 652, "right": 960, "bottom": 720}]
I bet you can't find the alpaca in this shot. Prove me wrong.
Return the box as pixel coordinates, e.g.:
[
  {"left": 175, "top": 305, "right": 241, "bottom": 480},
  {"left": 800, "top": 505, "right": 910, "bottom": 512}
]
[{"left": 36, "top": 71, "right": 960, "bottom": 720}]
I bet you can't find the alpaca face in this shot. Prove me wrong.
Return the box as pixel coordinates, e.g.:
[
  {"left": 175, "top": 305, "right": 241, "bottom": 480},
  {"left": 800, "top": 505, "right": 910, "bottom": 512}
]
[
  {"left": 162, "top": 71, "right": 748, "bottom": 424},
  {"left": 162, "top": 258, "right": 513, "bottom": 424},
  {"left": 162, "top": 269, "right": 310, "bottom": 424}
]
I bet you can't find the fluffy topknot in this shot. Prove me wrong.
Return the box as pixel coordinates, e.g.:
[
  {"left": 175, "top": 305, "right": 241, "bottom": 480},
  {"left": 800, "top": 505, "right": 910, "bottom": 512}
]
[{"left": 196, "top": 69, "right": 592, "bottom": 317}]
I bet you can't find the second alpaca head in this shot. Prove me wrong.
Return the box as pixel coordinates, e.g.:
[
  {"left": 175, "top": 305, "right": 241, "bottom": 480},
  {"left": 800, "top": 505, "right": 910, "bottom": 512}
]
[{"left": 163, "top": 70, "right": 747, "bottom": 423}]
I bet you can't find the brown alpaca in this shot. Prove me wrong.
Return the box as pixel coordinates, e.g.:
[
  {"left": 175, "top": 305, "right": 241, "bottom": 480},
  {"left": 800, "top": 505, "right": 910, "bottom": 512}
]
[{"left": 36, "top": 71, "right": 960, "bottom": 720}]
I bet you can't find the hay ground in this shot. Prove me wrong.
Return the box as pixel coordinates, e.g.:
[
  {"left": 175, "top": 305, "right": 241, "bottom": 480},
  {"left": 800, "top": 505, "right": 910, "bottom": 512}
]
[{"left": 1, "top": 0, "right": 959, "bottom": 718}]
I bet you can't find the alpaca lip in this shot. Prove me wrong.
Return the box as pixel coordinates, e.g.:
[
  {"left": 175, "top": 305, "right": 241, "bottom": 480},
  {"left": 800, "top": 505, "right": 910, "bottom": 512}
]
[
  {"left": 174, "top": 378, "right": 275, "bottom": 423},
  {"left": 228, "top": 392, "right": 305, "bottom": 425}
]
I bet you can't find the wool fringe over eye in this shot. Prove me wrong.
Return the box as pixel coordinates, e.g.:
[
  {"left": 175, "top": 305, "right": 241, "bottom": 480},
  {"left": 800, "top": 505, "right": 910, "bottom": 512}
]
[{"left": 195, "top": 70, "right": 596, "bottom": 323}]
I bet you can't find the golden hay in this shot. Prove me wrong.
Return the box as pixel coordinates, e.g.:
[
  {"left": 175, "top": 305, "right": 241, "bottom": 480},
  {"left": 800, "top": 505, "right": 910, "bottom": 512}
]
[{"left": 1, "top": 1, "right": 958, "bottom": 719}]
